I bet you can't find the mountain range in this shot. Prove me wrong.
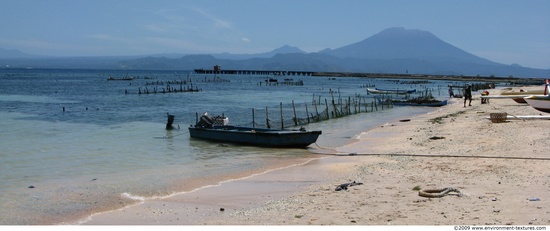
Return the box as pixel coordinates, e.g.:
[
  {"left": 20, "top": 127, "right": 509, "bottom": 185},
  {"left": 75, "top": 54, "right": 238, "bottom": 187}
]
[{"left": 1, "top": 27, "right": 548, "bottom": 78}]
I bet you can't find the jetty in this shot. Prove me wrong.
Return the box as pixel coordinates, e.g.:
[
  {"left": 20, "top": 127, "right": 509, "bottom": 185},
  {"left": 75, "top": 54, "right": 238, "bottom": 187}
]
[{"left": 194, "top": 66, "right": 313, "bottom": 76}]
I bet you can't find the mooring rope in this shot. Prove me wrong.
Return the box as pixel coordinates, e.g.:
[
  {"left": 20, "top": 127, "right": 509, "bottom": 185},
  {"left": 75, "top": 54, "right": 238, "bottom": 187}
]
[
  {"left": 327, "top": 152, "right": 550, "bottom": 161},
  {"left": 312, "top": 143, "right": 550, "bottom": 161},
  {"left": 153, "top": 129, "right": 188, "bottom": 139}
]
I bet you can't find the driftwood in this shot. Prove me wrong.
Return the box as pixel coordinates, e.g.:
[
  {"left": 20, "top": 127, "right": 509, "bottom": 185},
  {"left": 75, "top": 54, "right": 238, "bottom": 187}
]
[
  {"left": 335, "top": 181, "right": 363, "bottom": 191},
  {"left": 418, "top": 187, "right": 463, "bottom": 198}
]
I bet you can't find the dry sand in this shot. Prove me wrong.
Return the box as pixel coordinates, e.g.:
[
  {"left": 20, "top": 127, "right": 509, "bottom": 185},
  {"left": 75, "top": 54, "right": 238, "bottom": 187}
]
[{"left": 83, "top": 86, "right": 550, "bottom": 226}]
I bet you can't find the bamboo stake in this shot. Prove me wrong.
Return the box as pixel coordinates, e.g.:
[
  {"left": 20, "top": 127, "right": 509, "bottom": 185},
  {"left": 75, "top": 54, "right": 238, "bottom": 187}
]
[
  {"left": 252, "top": 108, "right": 255, "bottom": 128},
  {"left": 280, "top": 102, "right": 284, "bottom": 130},
  {"left": 292, "top": 100, "right": 297, "bottom": 126},
  {"left": 314, "top": 99, "right": 319, "bottom": 121},
  {"left": 325, "top": 99, "right": 329, "bottom": 119},
  {"left": 305, "top": 101, "right": 310, "bottom": 124},
  {"left": 266, "top": 106, "right": 270, "bottom": 128}
]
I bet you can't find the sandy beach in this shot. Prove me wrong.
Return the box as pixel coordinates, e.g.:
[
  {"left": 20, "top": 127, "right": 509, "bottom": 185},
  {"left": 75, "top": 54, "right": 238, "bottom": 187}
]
[{"left": 82, "top": 85, "right": 550, "bottom": 226}]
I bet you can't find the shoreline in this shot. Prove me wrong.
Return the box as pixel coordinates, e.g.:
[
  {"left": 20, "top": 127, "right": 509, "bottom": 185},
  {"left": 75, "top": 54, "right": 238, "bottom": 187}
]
[
  {"left": 82, "top": 85, "right": 549, "bottom": 225},
  {"left": 80, "top": 156, "right": 331, "bottom": 225}
]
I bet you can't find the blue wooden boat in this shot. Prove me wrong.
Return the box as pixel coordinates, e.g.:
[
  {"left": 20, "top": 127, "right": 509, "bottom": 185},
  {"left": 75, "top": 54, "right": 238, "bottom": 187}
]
[{"left": 188, "top": 114, "right": 321, "bottom": 148}]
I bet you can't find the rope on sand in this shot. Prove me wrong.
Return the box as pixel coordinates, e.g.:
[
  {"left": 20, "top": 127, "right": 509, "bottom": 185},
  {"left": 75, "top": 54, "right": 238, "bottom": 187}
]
[
  {"left": 418, "top": 187, "right": 463, "bottom": 198},
  {"left": 310, "top": 145, "right": 550, "bottom": 161}
]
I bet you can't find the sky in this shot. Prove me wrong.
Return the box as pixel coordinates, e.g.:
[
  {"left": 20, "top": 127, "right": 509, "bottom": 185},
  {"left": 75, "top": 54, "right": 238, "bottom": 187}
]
[{"left": 0, "top": 0, "right": 549, "bottom": 69}]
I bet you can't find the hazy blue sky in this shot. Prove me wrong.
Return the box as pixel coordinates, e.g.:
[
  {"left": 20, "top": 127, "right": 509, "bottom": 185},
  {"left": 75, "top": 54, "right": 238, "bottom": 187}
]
[{"left": 1, "top": 0, "right": 548, "bottom": 68}]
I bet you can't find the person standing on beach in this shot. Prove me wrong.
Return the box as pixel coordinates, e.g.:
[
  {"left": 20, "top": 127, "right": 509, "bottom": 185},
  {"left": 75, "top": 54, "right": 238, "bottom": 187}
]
[{"left": 464, "top": 85, "right": 472, "bottom": 107}]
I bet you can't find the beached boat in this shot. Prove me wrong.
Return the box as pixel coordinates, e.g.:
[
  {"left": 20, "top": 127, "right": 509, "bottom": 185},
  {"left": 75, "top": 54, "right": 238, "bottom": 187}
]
[
  {"left": 188, "top": 113, "right": 322, "bottom": 148},
  {"left": 524, "top": 95, "right": 550, "bottom": 113},
  {"left": 501, "top": 90, "right": 545, "bottom": 96},
  {"left": 482, "top": 83, "right": 547, "bottom": 104},
  {"left": 485, "top": 115, "right": 550, "bottom": 120},
  {"left": 523, "top": 80, "right": 550, "bottom": 113},
  {"left": 480, "top": 94, "right": 548, "bottom": 104},
  {"left": 367, "top": 88, "right": 416, "bottom": 94},
  {"left": 501, "top": 90, "right": 545, "bottom": 103}
]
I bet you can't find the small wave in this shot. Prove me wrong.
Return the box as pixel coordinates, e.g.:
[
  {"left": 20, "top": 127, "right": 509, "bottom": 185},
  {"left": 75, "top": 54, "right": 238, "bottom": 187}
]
[
  {"left": 121, "top": 192, "right": 146, "bottom": 201},
  {"left": 156, "top": 158, "right": 320, "bottom": 199},
  {"left": 121, "top": 192, "right": 178, "bottom": 201},
  {"left": 72, "top": 192, "right": 146, "bottom": 225}
]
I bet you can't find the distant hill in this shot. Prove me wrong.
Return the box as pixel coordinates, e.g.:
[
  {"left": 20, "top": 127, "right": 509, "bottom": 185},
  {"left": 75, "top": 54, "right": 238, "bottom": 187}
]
[
  {"left": 212, "top": 45, "right": 306, "bottom": 60},
  {"left": 0, "top": 48, "right": 39, "bottom": 59},
  {"left": 1, "top": 28, "right": 548, "bottom": 77}
]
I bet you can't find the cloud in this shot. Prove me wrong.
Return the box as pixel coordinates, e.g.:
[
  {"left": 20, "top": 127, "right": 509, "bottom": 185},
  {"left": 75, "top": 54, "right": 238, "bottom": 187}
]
[
  {"left": 143, "top": 37, "right": 226, "bottom": 53},
  {"left": 142, "top": 23, "right": 169, "bottom": 33},
  {"left": 241, "top": 37, "right": 251, "bottom": 43},
  {"left": 89, "top": 34, "right": 124, "bottom": 42}
]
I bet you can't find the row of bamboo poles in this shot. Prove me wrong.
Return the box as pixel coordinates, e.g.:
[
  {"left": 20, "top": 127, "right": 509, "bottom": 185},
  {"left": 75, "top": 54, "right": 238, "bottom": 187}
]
[
  {"left": 245, "top": 93, "right": 393, "bottom": 130},
  {"left": 124, "top": 83, "right": 202, "bottom": 95}
]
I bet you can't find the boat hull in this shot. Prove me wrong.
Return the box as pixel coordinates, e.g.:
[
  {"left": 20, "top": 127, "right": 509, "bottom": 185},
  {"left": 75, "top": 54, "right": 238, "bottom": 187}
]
[
  {"left": 188, "top": 126, "right": 322, "bottom": 148},
  {"left": 499, "top": 86, "right": 546, "bottom": 104},
  {"left": 524, "top": 96, "right": 550, "bottom": 113},
  {"left": 502, "top": 91, "right": 544, "bottom": 104},
  {"left": 501, "top": 90, "right": 544, "bottom": 96},
  {"left": 392, "top": 100, "right": 448, "bottom": 107},
  {"left": 512, "top": 98, "right": 527, "bottom": 104},
  {"left": 367, "top": 88, "right": 416, "bottom": 94}
]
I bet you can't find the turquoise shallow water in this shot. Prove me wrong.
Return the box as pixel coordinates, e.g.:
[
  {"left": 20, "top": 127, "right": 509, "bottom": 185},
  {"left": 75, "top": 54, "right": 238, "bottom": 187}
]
[{"left": 0, "top": 69, "right": 457, "bottom": 224}]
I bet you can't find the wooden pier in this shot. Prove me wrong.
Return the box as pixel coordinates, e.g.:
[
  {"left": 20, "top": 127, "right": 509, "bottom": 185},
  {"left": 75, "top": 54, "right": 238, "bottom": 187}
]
[{"left": 194, "top": 67, "right": 313, "bottom": 76}]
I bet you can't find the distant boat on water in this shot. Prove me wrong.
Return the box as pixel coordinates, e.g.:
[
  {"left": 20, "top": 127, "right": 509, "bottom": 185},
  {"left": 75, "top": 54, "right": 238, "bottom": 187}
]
[{"left": 107, "top": 76, "right": 134, "bottom": 81}]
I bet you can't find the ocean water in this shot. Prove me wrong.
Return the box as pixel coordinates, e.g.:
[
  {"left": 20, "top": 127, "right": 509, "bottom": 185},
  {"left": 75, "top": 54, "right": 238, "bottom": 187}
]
[{"left": 0, "top": 69, "right": 456, "bottom": 224}]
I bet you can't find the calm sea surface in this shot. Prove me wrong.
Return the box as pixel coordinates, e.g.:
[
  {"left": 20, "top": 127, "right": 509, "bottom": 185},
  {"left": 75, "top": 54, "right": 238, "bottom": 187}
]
[{"left": 0, "top": 69, "right": 458, "bottom": 224}]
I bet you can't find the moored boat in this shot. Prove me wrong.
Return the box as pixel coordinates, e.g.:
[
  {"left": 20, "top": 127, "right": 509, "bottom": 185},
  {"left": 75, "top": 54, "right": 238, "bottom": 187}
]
[
  {"left": 391, "top": 99, "right": 448, "bottom": 107},
  {"left": 107, "top": 76, "right": 134, "bottom": 81},
  {"left": 188, "top": 113, "right": 322, "bottom": 148},
  {"left": 381, "top": 92, "right": 447, "bottom": 107},
  {"left": 367, "top": 88, "right": 416, "bottom": 94}
]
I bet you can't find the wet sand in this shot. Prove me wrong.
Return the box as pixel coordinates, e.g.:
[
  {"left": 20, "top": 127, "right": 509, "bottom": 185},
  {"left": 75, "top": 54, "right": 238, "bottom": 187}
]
[{"left": 82, "top": 85, "right": 550, "bottom": 225}]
